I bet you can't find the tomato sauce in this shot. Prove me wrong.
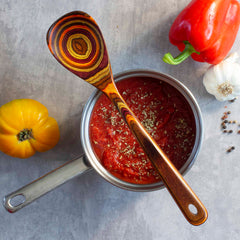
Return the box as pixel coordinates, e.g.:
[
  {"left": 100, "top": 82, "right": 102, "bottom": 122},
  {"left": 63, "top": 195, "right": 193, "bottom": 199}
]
[{"left": 89, "top": 77, "right": 196, "bottom": 184}]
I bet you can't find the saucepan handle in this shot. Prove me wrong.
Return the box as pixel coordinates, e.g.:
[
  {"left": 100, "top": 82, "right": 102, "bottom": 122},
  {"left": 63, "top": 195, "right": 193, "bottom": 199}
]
[{"left": 3, "top": 155, "right": 91, "bottom": 213}]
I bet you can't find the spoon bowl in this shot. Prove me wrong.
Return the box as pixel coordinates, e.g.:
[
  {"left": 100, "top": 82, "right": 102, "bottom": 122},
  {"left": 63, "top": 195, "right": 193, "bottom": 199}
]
[{"left": 47, "top": 11, "right": 207, "bottom": 225}]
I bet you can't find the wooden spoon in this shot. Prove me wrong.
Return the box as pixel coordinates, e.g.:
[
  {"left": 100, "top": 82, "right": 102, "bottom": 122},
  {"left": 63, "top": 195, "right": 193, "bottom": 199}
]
[{"left": 47, "top": 11, "right": 208, "bottom": 225}]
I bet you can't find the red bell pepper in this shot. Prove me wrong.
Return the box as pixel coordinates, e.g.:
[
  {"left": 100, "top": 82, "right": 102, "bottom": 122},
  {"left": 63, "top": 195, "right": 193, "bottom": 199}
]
[{"left": 163, "top": 0, "right": 240, "bottom": 65}]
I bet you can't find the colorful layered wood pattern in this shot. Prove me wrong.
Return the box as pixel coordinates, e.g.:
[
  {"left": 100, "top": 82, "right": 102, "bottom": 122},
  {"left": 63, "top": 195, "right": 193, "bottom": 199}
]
[
  {"left": 46, "top": 11, "right": 208, "bottom": 226},
  {"left": 47, "top": 11, "right": 111, "bottom": 90}
]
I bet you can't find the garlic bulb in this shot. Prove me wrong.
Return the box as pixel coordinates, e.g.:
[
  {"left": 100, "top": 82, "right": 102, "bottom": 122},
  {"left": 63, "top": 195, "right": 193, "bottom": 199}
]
[{"left": 203, "top": 53, "right": 240, "bottom": 101}]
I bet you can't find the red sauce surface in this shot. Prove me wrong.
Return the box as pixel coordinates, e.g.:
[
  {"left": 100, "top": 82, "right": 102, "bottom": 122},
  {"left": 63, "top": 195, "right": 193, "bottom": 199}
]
[{"left": 90, "top": 77, "right": 196, "bottom": 184}]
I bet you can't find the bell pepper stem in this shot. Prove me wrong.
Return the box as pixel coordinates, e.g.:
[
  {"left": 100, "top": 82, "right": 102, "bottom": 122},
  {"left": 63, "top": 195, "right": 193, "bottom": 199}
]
[{"left": 162, "top": 41, "right": 200, "bottom": 65}]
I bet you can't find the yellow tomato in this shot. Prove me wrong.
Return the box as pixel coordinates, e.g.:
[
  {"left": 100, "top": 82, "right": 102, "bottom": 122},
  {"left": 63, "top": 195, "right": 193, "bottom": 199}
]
[{"left": 0, "top": 99, "right": 60, "bottom": 158}]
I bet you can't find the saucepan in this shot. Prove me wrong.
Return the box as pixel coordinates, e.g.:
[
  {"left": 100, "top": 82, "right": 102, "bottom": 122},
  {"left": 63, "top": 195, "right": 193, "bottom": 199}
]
[{"left": 3, "top": 69, "right": 203, "bottom": 213}]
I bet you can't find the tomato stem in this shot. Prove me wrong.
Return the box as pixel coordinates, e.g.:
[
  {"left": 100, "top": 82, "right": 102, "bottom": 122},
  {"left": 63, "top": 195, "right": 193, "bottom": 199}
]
[{"left": 17, "top": 129, "right": 34, "bottom": 142}]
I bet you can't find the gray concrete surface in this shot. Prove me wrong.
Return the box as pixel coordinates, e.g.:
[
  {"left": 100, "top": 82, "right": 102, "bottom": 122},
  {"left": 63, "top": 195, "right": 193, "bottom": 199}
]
[{"left": 1, "top": 0, "right": 240, "bottom": 239}]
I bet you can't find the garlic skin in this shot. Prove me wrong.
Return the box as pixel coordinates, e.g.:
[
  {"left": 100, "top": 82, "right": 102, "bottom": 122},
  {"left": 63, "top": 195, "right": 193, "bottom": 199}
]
[{"left": 203, "top": 53, "right": 240, "bottom": 101}]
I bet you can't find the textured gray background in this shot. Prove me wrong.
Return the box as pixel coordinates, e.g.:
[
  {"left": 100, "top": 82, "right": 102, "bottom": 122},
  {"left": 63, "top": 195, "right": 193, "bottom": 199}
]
[{"left": 1, "top": 0, "right": 240, "bottom": 239}]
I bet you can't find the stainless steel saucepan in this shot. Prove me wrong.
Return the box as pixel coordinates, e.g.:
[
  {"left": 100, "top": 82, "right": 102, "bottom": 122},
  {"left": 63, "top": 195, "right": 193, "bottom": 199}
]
[{"left": 3, "top": 70, "right": 203, "bottom": 213}]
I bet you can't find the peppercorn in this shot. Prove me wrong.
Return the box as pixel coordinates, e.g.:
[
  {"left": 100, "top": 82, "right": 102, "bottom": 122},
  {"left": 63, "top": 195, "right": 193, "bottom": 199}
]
[
  {"left": 229, "top": 98, "right": 237, "bottom": 103},
  {"left": 226, "top": 146, "right": 235, "bottom": 153}
]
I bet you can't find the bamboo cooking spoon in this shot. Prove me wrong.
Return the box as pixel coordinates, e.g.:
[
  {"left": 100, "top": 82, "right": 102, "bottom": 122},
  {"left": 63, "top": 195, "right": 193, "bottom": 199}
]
[{"left": 46, "top": 11, "right": 207, "bottom": 225}]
